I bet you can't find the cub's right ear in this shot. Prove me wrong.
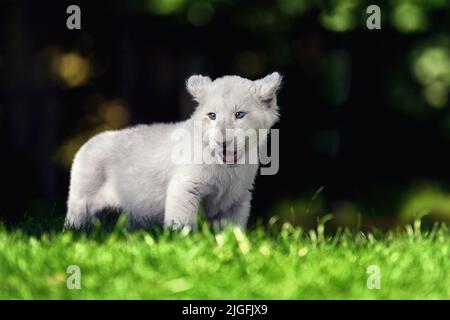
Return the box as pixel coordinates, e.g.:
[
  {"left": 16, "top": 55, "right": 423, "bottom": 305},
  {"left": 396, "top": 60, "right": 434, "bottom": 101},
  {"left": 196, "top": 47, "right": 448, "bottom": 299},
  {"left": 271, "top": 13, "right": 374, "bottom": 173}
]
[{"left": 186, "top": 75, "right": 211, "bottom": 101}]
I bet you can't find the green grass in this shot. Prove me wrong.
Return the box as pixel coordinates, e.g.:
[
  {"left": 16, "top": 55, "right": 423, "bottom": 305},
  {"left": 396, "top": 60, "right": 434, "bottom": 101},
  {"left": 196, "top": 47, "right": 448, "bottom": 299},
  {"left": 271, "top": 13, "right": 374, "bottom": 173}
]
[{"left": 0, "top": 217, "right": 449, "bottom": 299}]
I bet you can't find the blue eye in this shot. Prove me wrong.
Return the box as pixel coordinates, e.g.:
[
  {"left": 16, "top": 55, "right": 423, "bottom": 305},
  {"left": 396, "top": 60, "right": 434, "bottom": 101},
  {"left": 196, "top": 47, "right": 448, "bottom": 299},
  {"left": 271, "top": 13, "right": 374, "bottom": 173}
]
[
  {"left": 235, "top": 111, "right": 246, "bottom": 119},
  {"left": 207, "top": 112, "right": 216, "bottom": 120}
]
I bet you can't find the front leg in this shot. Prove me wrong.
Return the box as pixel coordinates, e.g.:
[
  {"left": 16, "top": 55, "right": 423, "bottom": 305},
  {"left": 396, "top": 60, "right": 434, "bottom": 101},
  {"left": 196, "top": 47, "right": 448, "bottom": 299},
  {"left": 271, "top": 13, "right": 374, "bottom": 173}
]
[
  {"left": 164, "top": 177, "right": 203, "bottom": 229},
  {"left": 226, "top": 199, "right": 251, "bottom": 228},
  {"left": 208, "top": 193, "right": 252, "bottom": 229}
]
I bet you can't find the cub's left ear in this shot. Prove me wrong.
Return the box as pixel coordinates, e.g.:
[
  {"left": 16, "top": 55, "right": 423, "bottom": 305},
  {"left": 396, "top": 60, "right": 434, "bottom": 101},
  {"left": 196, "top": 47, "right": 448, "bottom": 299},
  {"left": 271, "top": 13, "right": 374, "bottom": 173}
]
[{"left": 254, "top": 72, "right": 282, "bottom": 108}]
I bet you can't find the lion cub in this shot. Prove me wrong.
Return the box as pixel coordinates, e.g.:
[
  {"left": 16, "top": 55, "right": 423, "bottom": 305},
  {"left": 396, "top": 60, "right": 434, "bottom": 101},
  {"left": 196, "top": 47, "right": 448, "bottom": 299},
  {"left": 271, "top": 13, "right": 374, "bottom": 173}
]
[{"left": 65, "top": 73, "right": 282, "bottom": 229}]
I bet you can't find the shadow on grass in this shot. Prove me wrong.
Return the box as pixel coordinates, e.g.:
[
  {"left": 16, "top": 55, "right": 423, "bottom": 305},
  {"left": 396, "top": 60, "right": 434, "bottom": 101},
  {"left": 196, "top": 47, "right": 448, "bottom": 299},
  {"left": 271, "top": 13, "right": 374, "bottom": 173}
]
[
  {"left": 0, "top": 209, "right": 230, "bottom": 243},
  {"left": 1, "top": 208, "right": 449, "bottom": 247}
]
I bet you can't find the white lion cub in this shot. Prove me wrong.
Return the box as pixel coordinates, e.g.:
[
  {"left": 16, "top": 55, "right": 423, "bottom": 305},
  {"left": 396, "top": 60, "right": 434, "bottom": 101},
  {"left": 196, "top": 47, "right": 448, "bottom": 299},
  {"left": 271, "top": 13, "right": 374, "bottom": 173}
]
[{"left": 64, "top": 72, "right": 282, "bottom": 229}]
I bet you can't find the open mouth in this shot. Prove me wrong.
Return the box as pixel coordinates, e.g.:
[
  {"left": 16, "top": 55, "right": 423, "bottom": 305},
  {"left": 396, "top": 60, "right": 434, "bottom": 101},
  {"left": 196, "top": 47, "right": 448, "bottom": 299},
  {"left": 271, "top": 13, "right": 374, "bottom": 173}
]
[{"left": 222, "top": 147, "right": 238, "bottom": 164}]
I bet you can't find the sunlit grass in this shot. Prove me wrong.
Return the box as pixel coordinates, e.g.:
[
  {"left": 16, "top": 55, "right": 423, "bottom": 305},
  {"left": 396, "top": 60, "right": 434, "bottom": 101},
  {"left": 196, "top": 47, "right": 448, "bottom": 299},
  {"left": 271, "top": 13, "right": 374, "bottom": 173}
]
[{"left": 0, "top": 218, "right": 448, "bottom": 299}]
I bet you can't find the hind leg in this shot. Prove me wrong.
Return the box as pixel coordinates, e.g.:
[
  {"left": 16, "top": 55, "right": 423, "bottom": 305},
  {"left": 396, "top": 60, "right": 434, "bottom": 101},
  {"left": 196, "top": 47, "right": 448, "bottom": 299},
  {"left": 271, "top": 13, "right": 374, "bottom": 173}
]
[
  {"left": 64, "top": 188, "right": 114, "bottom": 230},
  {"left": 64, "top": 197, "right": 91, "bottom": 229},
  {"left": 64, "top": 143, "right": 109, "bottom": 230}
]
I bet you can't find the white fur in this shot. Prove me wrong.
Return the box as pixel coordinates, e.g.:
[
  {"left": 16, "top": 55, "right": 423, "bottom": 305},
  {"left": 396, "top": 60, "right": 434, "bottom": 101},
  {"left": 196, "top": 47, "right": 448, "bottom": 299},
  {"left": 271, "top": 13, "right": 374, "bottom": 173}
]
[{"left": 64, "top": 72, "right": 282, "bottom": 229}]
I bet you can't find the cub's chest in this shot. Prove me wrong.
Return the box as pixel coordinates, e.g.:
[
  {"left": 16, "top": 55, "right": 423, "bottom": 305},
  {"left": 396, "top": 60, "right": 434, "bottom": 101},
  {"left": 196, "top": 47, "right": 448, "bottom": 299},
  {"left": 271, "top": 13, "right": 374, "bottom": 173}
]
[
  {"left": 197, "top": 166, "right": 255, "bottom": 213},
  {"left": 203, "top": 179, "right": 248, "bottom": 214}
]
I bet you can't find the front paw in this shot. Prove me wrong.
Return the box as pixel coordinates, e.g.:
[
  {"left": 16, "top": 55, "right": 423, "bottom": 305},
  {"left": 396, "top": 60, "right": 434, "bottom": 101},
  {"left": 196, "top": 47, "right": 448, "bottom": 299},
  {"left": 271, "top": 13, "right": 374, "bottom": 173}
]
[{"left": 164, "top": 220, "right": 193, "bottom": 233}]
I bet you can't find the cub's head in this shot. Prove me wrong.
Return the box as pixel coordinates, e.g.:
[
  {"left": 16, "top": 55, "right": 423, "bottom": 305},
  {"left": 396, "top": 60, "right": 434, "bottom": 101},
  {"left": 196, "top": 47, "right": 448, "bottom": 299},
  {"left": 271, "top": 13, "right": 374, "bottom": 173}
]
[{"left": 187, "top": 72, "right": 282, "bottom": 164}]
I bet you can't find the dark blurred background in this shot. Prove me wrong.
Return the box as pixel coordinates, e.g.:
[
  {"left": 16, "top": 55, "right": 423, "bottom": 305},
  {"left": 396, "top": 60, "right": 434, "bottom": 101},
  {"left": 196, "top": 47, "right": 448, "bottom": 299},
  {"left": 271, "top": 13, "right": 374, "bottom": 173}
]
[{"left": 1, "top": 0, "right": 450, "bottom": 229}]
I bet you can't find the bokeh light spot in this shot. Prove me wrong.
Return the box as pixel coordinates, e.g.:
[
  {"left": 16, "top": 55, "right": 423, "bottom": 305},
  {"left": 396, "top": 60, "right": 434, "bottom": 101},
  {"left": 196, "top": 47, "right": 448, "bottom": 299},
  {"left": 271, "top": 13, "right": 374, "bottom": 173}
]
[
  {"left": 54, "top": 96, "right": 130, "bottom": 168},
  {"left": 278, "top": 0, "right": 309, "bottom": 16},
  {"left": 400, "top": 184, "right": 450, "bottom": 223},
  {"left": 100, "top": 99, "right": 131, "bottom": 128},
  {"left": 391, "top": 2, "right": 427, "bottom": 33},
  {"left": 147, "top": 0, "right": 185, "bottom": 15},
  {"left": 412, "top": 43, "right": 450, "bottom": 108},
  {"left": 319, "top": 0, "right": 359, "bottom": 32},
  {"left": 187, "top": 2, "right": 214, "bottom": 26},
  {"left": 51, "top": 51, "right": 91, "bottom": 88},
  {"left": 233, "top": 50, "right": 266, "bottom": 78},
  {"left": 423, "top": 82, "right": 448, "bottom": 108}
]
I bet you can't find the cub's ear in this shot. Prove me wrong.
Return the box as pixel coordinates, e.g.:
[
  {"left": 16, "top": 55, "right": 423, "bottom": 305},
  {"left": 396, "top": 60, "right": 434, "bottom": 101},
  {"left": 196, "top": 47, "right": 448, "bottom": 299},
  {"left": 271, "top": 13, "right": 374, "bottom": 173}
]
[
  {"left": 254, "top": 72, "right": 282, "bottom": 108},
  {"left": 186, "top": 75, "right": 211, "bottom": 101}
]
